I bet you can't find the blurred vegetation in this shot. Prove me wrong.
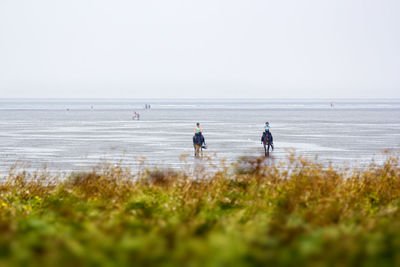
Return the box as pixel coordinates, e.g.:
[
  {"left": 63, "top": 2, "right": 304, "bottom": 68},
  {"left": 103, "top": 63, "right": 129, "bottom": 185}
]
[{"left": 0, "top": 154, "right": 400, "bottom": 266}]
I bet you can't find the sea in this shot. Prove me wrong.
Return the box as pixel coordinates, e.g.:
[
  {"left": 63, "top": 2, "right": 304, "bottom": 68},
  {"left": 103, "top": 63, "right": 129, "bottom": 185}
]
[{"left": 0, "top": 99, "right": 399, "bottom": 175}]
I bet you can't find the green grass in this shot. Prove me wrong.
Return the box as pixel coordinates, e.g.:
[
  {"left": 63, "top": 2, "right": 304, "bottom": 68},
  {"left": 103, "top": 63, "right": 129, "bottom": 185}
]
[{"left": 1, "top": 154, "right": 400, "bottom": 266}]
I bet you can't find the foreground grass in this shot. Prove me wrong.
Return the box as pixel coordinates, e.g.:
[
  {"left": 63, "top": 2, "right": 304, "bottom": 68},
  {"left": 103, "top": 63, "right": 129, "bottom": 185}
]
[{"left": 1, "top": 155, "right": 400, "bottom": 266}]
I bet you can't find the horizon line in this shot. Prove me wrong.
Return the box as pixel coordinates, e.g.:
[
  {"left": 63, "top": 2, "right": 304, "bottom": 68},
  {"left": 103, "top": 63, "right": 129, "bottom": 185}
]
[{"left": 1, "top": 97, "right": 400, "bottom": 100}]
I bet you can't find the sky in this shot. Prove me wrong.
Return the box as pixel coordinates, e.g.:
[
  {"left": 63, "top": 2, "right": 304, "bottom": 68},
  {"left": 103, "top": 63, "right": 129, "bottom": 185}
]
[{"left": 0, "top": 0, "right": 399, "bottom": 99}]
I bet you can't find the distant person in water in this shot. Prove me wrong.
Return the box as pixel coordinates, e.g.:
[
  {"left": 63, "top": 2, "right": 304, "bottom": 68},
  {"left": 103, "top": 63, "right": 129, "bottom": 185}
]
[
  {"left": 133, "top": 112, "right": 140, "bottom": 120},
  {"left": 194, "top": 122, "right": 202, "bottom": 133}
]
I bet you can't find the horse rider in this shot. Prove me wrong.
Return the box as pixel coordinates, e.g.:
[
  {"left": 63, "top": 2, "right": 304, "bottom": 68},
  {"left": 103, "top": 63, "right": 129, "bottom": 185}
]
[
  {"left": 263, "top": 122, "right": 274, "bottom": 150},
  {"left": 264, "top": 122, "right": 271, "bottom": 133},
  {"left": 261, "top": 122, "right": 269, "bottom": 141},
  {"left": 194, "top": 122, "right": 203, "bottom": 133},
  {"left": 193, "top": 123, "right": 206, "bottom": 146}
]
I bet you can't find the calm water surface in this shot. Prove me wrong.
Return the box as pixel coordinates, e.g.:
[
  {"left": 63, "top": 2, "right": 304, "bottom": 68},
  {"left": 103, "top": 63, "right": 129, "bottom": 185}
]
[{"left": 0, "top": 99, "right": 399, "bottom": 174}]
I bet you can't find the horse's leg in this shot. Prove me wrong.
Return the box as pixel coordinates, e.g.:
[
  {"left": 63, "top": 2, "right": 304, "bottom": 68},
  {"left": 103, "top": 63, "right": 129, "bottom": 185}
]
[
  {"left": 201, "top": 147, "right": 203, "bottom": 157},
  {"left": 264, "top": 143, "right": 267, "bottom": 157}
]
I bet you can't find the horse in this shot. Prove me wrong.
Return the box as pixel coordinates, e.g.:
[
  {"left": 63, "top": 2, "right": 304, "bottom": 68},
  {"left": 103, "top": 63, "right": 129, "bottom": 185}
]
[
  {"left": 193, "top": 133, "right": 205, "bottom": 157},
  {"left": 262, "top": 131, "right": 274, "bottom": 156}
]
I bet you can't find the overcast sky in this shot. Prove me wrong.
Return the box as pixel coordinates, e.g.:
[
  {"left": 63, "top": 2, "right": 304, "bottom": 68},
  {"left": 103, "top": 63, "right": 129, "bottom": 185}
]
[{"left": 0, "top": 0, "right": 399, "bottom": 98}]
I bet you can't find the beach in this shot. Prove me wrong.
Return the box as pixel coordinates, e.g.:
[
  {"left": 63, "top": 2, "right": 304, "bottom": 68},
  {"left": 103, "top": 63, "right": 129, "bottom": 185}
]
[{"left": 0, "top": 99, "right": 399, "bottom": 174}]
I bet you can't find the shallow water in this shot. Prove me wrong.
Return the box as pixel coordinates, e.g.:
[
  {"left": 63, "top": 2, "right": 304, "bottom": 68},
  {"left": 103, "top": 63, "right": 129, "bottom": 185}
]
[{"left": 0, "top": 99, "right": 399, "bottom": 174}]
